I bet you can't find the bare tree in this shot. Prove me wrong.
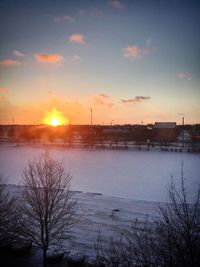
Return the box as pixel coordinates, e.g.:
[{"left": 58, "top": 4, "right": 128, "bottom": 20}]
[
  {"left": 19, "top": 152, "right": 76, "bottom": 267},
  {"left": 0, "top": 174, "right": 17, "bottom": 243},
  {"left": 157, "top": 173, "right": 200, "bottom": 267},
  {"left": 94, "top": 168, "right": 200, "bottom": 267},
  {"left": 129, "top": 172, "right": 200, "bottom": 267}
]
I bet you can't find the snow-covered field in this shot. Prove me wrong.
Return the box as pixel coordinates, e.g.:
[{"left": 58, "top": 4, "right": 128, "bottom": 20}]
[
  {"left": 0, "top": 144, "right": 199, "bottom": 202},
  {"left": 7, "top": 184, "right": 160, "bottom": 261},
  {"left": 1, "top": 144, "right": 199, "bottom": 260}
]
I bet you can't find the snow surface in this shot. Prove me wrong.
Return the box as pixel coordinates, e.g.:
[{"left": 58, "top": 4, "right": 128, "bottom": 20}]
[
  {"left": 7, "top": 184, "right": 160, "bottom": 261},
  {"left": 0, "top": 144, "right": 199, "bottom": 202}
]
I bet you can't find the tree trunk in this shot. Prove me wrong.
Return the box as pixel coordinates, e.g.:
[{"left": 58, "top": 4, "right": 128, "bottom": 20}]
[{"left": 43, "top": 248, "right": 47, "bottom": 267}]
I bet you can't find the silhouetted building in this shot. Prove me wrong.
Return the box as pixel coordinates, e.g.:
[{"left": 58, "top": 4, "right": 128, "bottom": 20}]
[{"left": 154, "top": 122, "right": 176, "bottom": 129}]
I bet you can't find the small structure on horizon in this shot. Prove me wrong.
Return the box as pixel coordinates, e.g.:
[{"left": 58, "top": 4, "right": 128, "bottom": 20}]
[
  {"left": 153, "top": 122, "right": 177, "bottom": 143},
  {"left": 154, "top": 122, "right": 176, "bottom": 129}
]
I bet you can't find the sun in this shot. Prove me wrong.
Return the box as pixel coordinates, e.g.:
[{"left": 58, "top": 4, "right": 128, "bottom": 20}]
[
  {"left": 43, "top": 108, "right": 68, "bottom": 126},
  {"left": 50, "top": 117, "right": 60, "bottom": 127}
]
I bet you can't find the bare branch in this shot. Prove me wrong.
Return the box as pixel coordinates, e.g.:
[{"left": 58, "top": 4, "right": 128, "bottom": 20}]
[{"left": 18, "top": 152, "right": 76, "bottom": 267}]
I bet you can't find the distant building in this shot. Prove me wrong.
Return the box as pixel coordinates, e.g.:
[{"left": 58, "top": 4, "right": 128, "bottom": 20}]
[
  {"left": 102, "top": 128, "right": 129, "bottom": 134},
  {"left": 153, "top": 122, "right": 177, "bottom": 142},
  {"left": 154, "top": 122, "right": 176, "bottom": 129}
]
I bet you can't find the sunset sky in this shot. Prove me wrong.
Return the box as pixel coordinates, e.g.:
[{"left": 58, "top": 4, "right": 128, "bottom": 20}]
[{"left": 0, "top": 0, "right": 199, "bottom": 125}]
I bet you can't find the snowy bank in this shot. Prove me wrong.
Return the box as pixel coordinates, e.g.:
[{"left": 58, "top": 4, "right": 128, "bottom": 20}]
[{"left": 7, "top": 184, "right": 160, "bottom": 261}]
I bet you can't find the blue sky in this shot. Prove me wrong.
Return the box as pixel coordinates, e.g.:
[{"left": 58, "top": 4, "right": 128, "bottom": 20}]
[{"left": 0, "top": 0, "right": 199, "bottom": 124}]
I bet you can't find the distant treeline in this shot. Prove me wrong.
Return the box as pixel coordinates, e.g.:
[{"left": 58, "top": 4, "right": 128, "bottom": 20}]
[{"left": 0, "top": 124, "right": 200, "bottom": 147}]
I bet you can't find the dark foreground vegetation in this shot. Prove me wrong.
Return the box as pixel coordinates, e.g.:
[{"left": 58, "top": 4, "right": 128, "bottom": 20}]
[
  {"left": 0, "top": 154, "right": 199, "bottom": 267},
  {"left": 94, "top": 169, "right": 200, "bottom": 267}
]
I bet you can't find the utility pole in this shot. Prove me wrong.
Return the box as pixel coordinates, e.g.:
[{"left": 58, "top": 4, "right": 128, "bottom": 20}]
[
  {"left": 90, "top": 108, "right": 93, "bottom": 147},
  {"left": 69, "top": 117, "right": 71, "bottom": 146},
  {"left": 182, "top": 116, "right": 184, "bottom": 149},
  {"left": 90, "top": 108, "right": 93, "bottom": 126}
]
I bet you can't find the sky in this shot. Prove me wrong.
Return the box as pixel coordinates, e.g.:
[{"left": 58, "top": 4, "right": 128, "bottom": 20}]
[{"left": 0, "top": 0, "right": 199, "bottom": 125}]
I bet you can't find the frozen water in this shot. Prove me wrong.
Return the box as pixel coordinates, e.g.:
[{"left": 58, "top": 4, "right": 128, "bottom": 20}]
[{"left": 0, "top": 144, "right": 199, "bottom": 202}]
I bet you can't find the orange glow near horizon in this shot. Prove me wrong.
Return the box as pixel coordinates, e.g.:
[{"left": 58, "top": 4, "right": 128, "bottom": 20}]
[{"left": 43, "top": 108, "right": 69, "bottom": 126}]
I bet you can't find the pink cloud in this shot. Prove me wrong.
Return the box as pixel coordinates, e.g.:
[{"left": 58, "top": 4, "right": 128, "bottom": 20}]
[
  {"left": 106, "top": 102, "right": 114, "bottom": 108},
  {"left": 109, "top": 0, "right": 125, "bottom": 9},
  {"left": 123, "top": 45, "right": 151, "bottom": 59},
  {"left": 0, "top": 87, "right": 9, "bottom": 93},
  {"left": 13, "top": 50, "right": 24, "bottom": 57},
  {"left": 68, "top": 34, "right": 85, "bottom": 44},
  {"left": 73, "top": 54, "right": 81, "bottom": 60},
  {"left": 93, "top": 95, "right": 106, "bottom": 105},
  {"left": 123, "top": 46, "right": 141, "bottom": 58},
  {"left": 34, "top": 53, "right": 63, "bottom": 64},
  {"left": 93, "top": 94, "right": 114, "bottom": 108},
  {"left": 0, "top": 59, "right": 22, "bottom": 66},
  {"left": 143, "top": 47, "right": 150, "bottom": 55},
  {"left": 0, "top": 95, "right": 7, "bottom": 101},
  {"left": 177, "top": 72, "right": 191, "bottom": 80}
]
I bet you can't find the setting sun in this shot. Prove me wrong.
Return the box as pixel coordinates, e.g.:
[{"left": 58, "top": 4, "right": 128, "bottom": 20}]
[
  {"left": 43, "top": 108, "right": 68, "bottom": 126},
  {"left": 50, "top": 117, "right": 60, "bottom": 127}
]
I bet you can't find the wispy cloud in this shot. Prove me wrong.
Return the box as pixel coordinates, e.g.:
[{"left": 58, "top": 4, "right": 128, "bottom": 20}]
[
  {"left": 0, "top": 95, "right": 7, "bottom": 101},
  {"left": 123, "top": 46, "right": 150, "bottom": 59},
  {"left": 13, "top": 50, "right": 24, "bottom": 57},
  {"left": 54, "top": 15, "right": 74, "bottom": 23},
  {"left": 143, "top": 47, "right": 150, "bottom": 55},
  {"left": 73, "top": 54, "right": 81, "bottom": 60},
  {"left": 34, "top": 53, "right": 63, "bottom": 64},
  {"left": 0, "top": 87, "right": 9, "bottom": 93},
  {"left": 146, "top": 38, "right": 152, "bottom": 47},
  {"left": 0, "top": 87, "right": 9, "bottom": 102},
  {"left": 121, "top": 96, "right": 151, "bottom": 104},
  {"left": 108, "top": 0, "right": 125, "bottom": 10},
  {"left": 68, "top": 33, "right": 85, "bottom": 44},
  {"left": 123, "top": 46, "right": 141, "bottom": 58},
  {"left": 99, "top": 94, "right": 110, "bottom": 98},
  {"left": 78, "top": 8, "right": 102, "bottom": 17},
  {"left": 93, "top": 94, "right": 114, "bottom": 108},
  {"left": 0, "top": 59, "right": 22, "bottom": 66},
  {"left": 177, "top": 72, "right": 191, "bottom": 80}
]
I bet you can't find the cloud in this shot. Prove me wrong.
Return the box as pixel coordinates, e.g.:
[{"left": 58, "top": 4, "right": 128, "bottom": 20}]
[
  {"left": 0, "top": 87, "right": 9, "bottom": 103},
  {"left": 78, "top": 8, "right": 102, "bottom": 17},
  {"left": 0, "top": 59, "right": 22, "bottom": 66},
  {"left": 121, "top": 96, "right": 151, "bottom": 104},
  {"left": 93, "top": 94, "right": 114, "bottom": 108},
  {"left": 54, "top": 15, "right": 74, "bottom": 23},
  {"left": 13, "top": 50, "right": 24, "bottom": 57},
  {"left": 0, "top": 95, "right": 7, "bottom": 101},
  {"left": 123, "top": 46, "right": 151, "bottom": 59},
  {"left": 123, "top": 46, "right": 141, "bottom": 58},
  {"left": 34, "top": 53, "right": 63, "bottom": 64},
  {"left": 0, "top": 87, "right": 9, "bottom": 93},
  {"left": 177, "top": 72, "right": 191, "bottom": 80},
  {"left": 68, "top": 34, "right": 85, "bottom": 44},
  {"left": 73, "top": 54, "right": 81, "bottom": 60},
  {"left": 135, "top": 96, "right": 151, "bottom": 101},
  {"left": 146, "top": 38, "right": 152, "bottom": 47},
  {"left": 99, "top": 94, "right": 109, "bottom": 98},
  {"left": 143, "top": 47, "right": 150, "bottom": 55},
  {"left": 109, "top": 0, "right": 125, "bottom": 9}
]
